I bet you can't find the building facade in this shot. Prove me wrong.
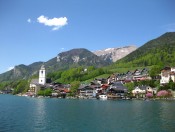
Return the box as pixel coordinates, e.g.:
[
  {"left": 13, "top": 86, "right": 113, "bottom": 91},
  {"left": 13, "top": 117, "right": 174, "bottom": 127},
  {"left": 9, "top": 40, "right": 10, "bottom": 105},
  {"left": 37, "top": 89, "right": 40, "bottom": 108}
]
[
  {"left": 160, "top": 67, "right": 175, "bottom": 84},
  {"left": 39, "top": 65, "right": 46, "bottom": 85}
]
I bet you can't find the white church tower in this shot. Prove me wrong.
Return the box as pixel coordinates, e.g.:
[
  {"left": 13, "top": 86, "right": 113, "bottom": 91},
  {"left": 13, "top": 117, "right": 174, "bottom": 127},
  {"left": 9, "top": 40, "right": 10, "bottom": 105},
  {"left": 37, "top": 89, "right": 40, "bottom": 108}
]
[{"left": 39, "top": 65, "right": 46, "bottom": 85}]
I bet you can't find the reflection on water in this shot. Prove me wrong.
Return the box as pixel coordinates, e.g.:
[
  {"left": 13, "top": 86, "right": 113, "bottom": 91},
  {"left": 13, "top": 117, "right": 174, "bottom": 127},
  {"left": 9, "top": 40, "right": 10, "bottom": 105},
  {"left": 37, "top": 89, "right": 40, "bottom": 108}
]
[
  {"left": 33, "top": 98, "right": 47, "bottom": 131},
  {"left": 0, "top": 95, "right": 175, "bottom": 132}
]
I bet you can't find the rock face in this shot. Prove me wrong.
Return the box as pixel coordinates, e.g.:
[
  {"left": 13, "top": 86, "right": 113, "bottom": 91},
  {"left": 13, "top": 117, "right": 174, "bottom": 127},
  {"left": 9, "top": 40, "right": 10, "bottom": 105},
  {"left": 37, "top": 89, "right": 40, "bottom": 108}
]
[
  {"left": 93, "top": 46, "right": 137, "bottom": 62},
  {"left": 56, "top": 48, "right": 110, "bottom": 66}
]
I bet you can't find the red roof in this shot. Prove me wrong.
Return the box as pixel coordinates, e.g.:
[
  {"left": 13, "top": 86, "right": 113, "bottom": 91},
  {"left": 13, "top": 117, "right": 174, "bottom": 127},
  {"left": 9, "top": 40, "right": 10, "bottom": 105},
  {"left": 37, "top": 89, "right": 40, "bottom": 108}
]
[
  {"left": 101, "top": 84, "right": 109, "bottom": 89},
  {"left": 58, "top": 88, "right": 70, "bottom": 93}
]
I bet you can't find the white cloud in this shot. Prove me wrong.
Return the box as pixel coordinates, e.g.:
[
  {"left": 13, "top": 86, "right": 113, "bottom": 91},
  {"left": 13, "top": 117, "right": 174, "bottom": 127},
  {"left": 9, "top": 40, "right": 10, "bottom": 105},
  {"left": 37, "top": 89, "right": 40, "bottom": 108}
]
[
  {"left": 37, "top": 15, "right": 68, "bottom": 30},
  {"left": 27, "top": 18, "right": 31, "bottom": 23},
  {"left": 7, "top": 66, "right": 14, "bottom": 71}
]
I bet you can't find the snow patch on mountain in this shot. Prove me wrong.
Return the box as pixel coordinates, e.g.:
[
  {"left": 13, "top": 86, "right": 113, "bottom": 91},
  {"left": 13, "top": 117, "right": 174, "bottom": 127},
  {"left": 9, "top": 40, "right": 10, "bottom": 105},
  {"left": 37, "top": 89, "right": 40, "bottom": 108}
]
[{"left": 93, "top": 46, "right": 137, "bottom": 62}]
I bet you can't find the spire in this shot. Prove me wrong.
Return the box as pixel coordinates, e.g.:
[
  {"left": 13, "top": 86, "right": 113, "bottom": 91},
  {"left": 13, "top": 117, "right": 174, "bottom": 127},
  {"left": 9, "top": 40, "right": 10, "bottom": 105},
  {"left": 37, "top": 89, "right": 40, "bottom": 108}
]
[{"left": 40, "top": 64, "right": 45, "bottom": 70}]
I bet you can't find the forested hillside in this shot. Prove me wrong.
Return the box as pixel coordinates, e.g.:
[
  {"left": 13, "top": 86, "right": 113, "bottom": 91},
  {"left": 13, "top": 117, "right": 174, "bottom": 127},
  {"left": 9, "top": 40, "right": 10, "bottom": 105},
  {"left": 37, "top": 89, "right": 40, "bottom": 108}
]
[
  {"left": 47, "top": 66, "right": 110, "bottom": 84},
  {"left": 0, "top": 48, "right": 110, "bottom": 82},
  {"left": 112, "top": 32, "right": 175, "bottom": 68}
]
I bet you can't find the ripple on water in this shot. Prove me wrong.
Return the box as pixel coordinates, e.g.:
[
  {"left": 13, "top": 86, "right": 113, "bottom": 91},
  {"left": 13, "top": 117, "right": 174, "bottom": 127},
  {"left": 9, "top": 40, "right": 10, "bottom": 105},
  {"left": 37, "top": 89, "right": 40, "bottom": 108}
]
[{"left": 0, "top": 95, "right": 175, "bottom": 132}]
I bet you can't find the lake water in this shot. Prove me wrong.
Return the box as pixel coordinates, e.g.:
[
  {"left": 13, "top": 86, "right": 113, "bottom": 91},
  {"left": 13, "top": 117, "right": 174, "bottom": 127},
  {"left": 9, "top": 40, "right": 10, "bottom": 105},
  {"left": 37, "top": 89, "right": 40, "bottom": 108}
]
[{"left": 0, "top": 95, "right": 175, "bottom": 132}]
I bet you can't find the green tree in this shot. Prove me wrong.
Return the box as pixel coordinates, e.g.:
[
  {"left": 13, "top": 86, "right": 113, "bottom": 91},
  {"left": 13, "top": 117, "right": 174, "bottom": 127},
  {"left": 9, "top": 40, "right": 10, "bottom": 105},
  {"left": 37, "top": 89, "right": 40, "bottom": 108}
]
[
  {"left": 149, "top": 65, "right": 162, "bottom": 78},
  {"left": 38, "top": 88, "right": 52, "bottom": 96},
  {"left": 168, "top": 78, "right": 175, "bottom": 90},
  {"left": 70, "top": 81, "right": 80, "bottom": 96},
  {"left": 13, "top": 80, "right": 29, "bottom": 94},
  {"left": 124, "top": 82, "right": 134, "bottom": 93},
  {"left": 44, "top": 88, "right": 52, "bottom": 96}
]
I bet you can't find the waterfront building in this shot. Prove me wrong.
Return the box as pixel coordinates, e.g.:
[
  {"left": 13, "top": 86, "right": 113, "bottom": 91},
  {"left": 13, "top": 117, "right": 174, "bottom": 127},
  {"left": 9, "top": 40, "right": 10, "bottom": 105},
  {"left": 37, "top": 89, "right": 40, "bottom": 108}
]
[
  {"left": 78, "top": 85, "right": 94, "bottom": 98},
  {"left": 132, "top": 85, "right": 157, "bottom": 98},
  {"left": 29, "top": 79, "right": 39, "bottom": 94},
  {"left": 108, "top": 81, "right": 128, "bottom": 98},
  {"left": 160, "top": 67, "right": 175, "bottom": 84},
  {"left": 29, "top": 65, "right": 46, "bottom": 95}
]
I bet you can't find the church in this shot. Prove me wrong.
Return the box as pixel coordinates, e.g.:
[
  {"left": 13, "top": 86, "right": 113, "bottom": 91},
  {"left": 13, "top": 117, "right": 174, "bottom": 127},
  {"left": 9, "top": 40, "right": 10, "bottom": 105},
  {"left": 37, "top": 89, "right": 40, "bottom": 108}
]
[{"left": 29, "top": 65, "right": 46, "bottom": 95}]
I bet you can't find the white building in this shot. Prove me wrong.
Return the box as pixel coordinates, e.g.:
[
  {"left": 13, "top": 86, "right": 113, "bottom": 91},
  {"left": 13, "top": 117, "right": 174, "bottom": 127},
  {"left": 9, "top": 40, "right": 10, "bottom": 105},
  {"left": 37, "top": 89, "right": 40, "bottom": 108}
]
[
  {"left": 160, "top": 67, "right": 175, "bottom": 84},
  {"left": 39, "top": 65, "right": 46, "bottom": 85},
  {"left": 29, "top": 65, "right": 46, "bottom": 95}
]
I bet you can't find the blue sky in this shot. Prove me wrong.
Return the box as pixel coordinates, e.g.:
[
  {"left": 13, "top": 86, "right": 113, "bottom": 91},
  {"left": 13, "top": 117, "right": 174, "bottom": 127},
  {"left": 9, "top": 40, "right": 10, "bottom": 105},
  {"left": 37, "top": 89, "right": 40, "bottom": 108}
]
[{"left": 0, "top": 0, "right": 175, "bottom": 74}]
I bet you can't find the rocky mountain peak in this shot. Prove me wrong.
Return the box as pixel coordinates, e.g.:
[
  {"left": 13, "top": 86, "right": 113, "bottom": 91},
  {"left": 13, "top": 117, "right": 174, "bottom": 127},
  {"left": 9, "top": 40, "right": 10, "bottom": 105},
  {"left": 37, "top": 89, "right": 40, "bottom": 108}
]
[
  {"left": 57, "top": 48, "right": 89, "bottom": 62},
  {"left": 93, "top": 45, "right": 137, "bottom": 62}
]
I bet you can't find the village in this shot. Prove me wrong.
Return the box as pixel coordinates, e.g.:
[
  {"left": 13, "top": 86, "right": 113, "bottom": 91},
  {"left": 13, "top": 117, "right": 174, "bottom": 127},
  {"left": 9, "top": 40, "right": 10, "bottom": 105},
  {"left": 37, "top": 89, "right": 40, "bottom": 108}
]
[{"left": 2, "top": 65, "right": 174, "bottom": 100}]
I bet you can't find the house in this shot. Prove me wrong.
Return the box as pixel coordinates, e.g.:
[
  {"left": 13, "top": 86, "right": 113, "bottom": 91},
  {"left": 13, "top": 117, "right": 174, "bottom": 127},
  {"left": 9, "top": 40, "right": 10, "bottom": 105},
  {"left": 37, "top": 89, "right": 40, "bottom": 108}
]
[
  {"left": 125, "top": 71, "right": 133, "bottom": 82},
  {"left": 107, "top": 74, "right": 117, "bottom": 84},
  {"left": 160, "top": 67, "right": 175, "bottom": 84},
  {"left": 132, "top": 68, "right": 149, "bottom": 81},
  {"left": 108, "top": 68, "right": 150, "bottom": 83},
  {"left": 116, "top": 73, "right": 126, "bottom": 81},
  {"left": 29, "top": 79, "right": 39, "bottom": 94},
  {"left": 132, "top": 69, "right": 142, "bottom": 80},
  {"left": 52, "top": 83, "right": 70, "bottom": 98},
  {"left": 132, "top": 85, "right": 155, "bottom": 97},
  {"left": 132, "top": 86, "right": 146, "bottom": 97},
  {"left": 94, "top": 78, "right": 107, "bottom": 85},
  {"left": 94, "top": 84, "right": 109, "bottom": 95},
  {"left": 108, "top": 81, "right": 128, "bottom": 97},
  {"left": 169, "top": 67, "right": 175, "bottom": 81},
  {"left": 78, "top": 85, "right": 94, "bottom": 98},
  {"left": 101, "top": 84, "right": 109, "bottom": 90},
  {"left": 1, "top": 89, "right": 12, "bottom": 94},
  {"left": 90, "top": 81, "right": 101, "bottom": 88},
  {"left": 141, "top": 68, "right": 150, "bottom": 80}
]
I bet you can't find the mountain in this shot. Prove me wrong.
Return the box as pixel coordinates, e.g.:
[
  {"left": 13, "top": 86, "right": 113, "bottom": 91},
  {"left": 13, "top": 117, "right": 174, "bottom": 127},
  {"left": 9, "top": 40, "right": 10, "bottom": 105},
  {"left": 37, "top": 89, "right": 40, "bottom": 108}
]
[
  {"left": 0, "top": 62, "right": 44, "bottom": 82},
  {"left": 0, "top": 48, "right": 111, "bottom": 82},
  {"left": 93, "top": 46, "right": 137, "bottom": 62},
  {"left": 1, "top": 32, "right": 174, "bottom": 82},
  {"left": 114, "top": 32, "right": 175, "bottom": 67},
  {"left": 44, "top": 48, "right": 111, "bottom": 72}
]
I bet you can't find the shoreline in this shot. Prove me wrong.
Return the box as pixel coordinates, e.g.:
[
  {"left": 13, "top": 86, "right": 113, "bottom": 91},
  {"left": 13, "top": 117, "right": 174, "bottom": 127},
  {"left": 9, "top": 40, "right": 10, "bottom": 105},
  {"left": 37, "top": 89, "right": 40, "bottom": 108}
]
[
  {"left": 1, "top": 93, "right": 175, "bottom": 101},
  {"left": 13, "top": 94, "right": 175, "bottom": 101}
]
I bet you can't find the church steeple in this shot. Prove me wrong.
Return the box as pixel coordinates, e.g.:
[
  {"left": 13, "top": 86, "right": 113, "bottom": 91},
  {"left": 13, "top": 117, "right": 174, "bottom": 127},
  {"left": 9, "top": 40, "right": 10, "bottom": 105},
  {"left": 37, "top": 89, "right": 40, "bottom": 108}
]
[{"left": 39, "top": 64, "right": 46, "bottom": 85}]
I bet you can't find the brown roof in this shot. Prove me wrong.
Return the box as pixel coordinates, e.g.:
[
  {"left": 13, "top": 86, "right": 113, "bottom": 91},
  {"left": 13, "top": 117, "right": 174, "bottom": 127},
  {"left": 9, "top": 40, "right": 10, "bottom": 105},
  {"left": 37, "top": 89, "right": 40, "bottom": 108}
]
[{"left": 30, "top": 79, "right": 39, "bottom": 84}]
